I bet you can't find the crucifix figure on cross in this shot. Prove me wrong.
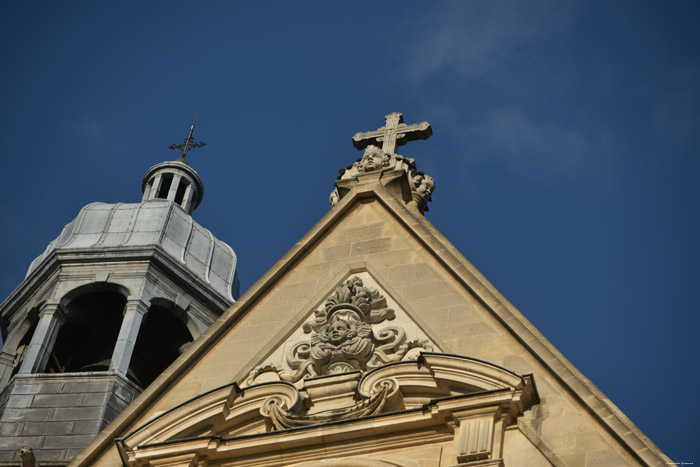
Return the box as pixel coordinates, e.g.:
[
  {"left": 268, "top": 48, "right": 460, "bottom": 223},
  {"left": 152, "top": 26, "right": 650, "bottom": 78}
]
[{"left": 352, "top": 112, "right": 432, "bottom": 155}]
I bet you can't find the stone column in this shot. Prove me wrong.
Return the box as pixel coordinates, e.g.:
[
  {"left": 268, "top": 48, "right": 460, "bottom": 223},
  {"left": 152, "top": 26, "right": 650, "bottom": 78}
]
[
  {"left": 148, "top": 175, "right": 163, "bottom": 200},
  {"left": 166, "top": 175, "right": 182, "bottom": 202},
  {"left": 181, "top": 183, "right": 194, "bottom": 213},
  {"left": 109, "top": 298, "right": 149, "bottom": 376},
  {"left": 142, "top": 182, "right": 153, "bottom": 201},
  {"left": 0, "top": 350, "right": 17, "bottom": 387},
  {"left": 18, "top": 302, "right": 65, "bottom": 374}
]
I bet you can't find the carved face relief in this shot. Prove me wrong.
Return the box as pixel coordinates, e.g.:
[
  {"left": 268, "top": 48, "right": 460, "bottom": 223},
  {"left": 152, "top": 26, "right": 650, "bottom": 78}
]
[
  {"left": 328, "top": 319, "right": 350, "bottom": 345},
  {"left": 408, "top": 171, "right": 436, "bottom": 213},
  {"left": 358, "top": 145, "right": 386, "bottom": 172}
]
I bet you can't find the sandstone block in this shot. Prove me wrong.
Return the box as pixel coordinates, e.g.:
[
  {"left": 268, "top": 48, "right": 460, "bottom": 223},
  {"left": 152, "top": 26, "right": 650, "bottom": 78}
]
[{"left": 350, "top": 238, "right": 392, "bottom": 256}]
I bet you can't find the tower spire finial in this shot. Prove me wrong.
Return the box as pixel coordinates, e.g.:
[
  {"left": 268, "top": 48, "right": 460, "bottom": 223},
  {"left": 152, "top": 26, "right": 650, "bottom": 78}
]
[{"left": 168, "top": 110, "right": 207, "bottom": 164}]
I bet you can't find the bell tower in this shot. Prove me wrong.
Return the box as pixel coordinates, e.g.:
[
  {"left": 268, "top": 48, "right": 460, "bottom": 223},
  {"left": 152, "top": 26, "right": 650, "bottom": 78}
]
[{"left": 0, "top": 121, "right": 239, "bottom": 464}]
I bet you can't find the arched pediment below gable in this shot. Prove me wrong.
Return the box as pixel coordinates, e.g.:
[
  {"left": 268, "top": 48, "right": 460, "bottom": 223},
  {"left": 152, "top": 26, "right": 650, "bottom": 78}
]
[
  {"left": 121, "top": 381, "right": 302, "bottom": 449},
  {"left": 358, "top": 353, "right": 527, "bottom": 408},
  {"left": 289, "top": 459, "right": 401, "bottom": 467},
  {"left": 119, "top": 353, "right": 538, "bottom": 467}
]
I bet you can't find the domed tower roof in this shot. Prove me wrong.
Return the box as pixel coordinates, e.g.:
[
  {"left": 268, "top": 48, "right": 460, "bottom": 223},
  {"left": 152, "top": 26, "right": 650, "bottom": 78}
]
[{"left": 26, "top": 199, "right": 238, "bottom": 301}]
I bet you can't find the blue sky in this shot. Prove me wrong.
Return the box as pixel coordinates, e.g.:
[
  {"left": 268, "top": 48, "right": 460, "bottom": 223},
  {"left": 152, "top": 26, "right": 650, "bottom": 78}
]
[{"left": 1, "top": 1, "right": 698, "bottom": 461}]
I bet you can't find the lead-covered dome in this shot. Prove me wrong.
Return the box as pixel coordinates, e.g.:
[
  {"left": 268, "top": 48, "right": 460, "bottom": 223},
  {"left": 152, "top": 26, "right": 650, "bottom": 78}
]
[{"left": 27, "top": 199, "right": 239, "bottom": 301}]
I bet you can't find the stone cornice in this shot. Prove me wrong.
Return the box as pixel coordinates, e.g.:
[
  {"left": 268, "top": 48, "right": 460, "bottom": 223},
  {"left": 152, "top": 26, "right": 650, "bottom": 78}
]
[
  {"left": 1, "top": 245, "right": 232, "bottom": 327},
  {"left": 117, "top": 354, "right": 536, "bottom": 466}
]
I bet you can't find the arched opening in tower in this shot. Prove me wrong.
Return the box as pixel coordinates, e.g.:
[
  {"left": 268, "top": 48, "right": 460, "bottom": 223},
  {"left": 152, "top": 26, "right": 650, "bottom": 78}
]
[
  {"left": 128, "top": 304, "right": 193, "bottom": 388},
  {"left": 155, "top": 174, "right": 174, "bottom": 199},
  {"left": 6, "top": 317, "right": 38, "bottom": 379},
  {"left": 46, "top": 290, "right": 126, "bottom": 374}
]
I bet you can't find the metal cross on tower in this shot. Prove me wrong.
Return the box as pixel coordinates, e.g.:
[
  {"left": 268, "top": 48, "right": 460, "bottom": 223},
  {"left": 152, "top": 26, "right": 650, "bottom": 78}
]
[
  {"left": 168, "top": 110, "right": 207, "bottom": 164},
  {"left": 352, "top": 112, "right": 432, "bottom": 155}
]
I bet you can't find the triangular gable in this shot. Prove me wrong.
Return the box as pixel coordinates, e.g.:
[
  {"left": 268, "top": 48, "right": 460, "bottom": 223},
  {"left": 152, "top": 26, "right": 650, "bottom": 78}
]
[
  {"left": 243, "top": 271, "right": 443, "bottom": 386},
  {"left": 73, "top": 183, "right": 670, "bottom": 466}
]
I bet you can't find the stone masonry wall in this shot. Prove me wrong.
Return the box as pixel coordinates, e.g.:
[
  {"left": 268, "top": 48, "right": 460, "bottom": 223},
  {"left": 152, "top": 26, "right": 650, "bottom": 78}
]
[{"left": 0, "top": 372, "right": 140, "bottom": 463}]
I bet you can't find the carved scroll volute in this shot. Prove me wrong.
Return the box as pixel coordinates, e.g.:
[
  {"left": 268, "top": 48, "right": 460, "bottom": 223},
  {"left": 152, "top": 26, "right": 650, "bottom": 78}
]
[
  {"left": 371, "top": 378, "right": 403, "bottom": 413},
  {"left": 259, "top": 395, "right": 295, "bottom": 432},
  {"left": 260, "top": 377, "right": 402, "bottom": 431}
]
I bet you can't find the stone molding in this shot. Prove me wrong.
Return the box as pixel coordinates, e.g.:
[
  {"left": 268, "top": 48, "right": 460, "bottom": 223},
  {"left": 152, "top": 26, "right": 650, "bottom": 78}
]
[
  {"left": 117, "top": 354, "right": 537, "bottom": 467},
  {"left": 330, "top": 145, "right": 435, "bottom": 214}
]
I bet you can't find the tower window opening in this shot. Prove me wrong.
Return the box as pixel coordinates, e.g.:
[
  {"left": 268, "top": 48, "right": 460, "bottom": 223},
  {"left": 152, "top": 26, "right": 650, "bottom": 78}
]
[
  {"left": 174, "top": 180, "right": 189, "bottom": 205},
  {"left": 9, "top": 320, "right": 38, "bottom": 379},
  {"left": 156, "top": 174, "right": 173, "bottom": 199},
  {"left": 129, "top": 304, "right": 193, "bottom": 388},
  {"left": 45, "top": 291, "right": 125, "bottom": 374}
]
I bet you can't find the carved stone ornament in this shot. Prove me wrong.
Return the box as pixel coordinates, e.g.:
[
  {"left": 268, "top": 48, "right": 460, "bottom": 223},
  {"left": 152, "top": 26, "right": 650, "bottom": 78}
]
[
  {"left": 330, "top": 113, "right": 436, "bottom": 214},
  {"left": 261, "top": 378, "right": 399, "bottom": 431},
  {"left": 329, "top": 145, "right": 436, "bottom": 213},
  {"left": 246, "top": 276, "right": 432, "bottom": 385},
  {"left": 117, "top": 354, "right": 539, "bottom": 467}
]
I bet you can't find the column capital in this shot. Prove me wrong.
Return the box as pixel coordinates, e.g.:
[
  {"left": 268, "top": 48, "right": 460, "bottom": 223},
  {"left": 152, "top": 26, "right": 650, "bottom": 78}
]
[
  {"left": 125, "top": 297, "right": 150, "bottom": 315},
  {"left": 18, "top": 305, "right": 65, "bottom": 374},
  {"left": 38, "top": 301, "right": 66, "bottom": 324}
]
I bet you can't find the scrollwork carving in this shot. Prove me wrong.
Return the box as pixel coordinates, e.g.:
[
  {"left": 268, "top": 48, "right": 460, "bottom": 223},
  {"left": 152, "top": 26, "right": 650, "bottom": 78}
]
[
  {"left": 247, "top": 276, "right": 432, "bottom": 385},
  {"left": 260, "top": 377, "right": 399, "bottom": 431}
]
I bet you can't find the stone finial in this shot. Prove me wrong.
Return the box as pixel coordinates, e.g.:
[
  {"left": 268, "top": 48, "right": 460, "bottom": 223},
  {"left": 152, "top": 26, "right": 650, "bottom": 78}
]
[
  {"left": 331, "top": 113, "right": 436, "bottom": 214},
  {"left": 408, "top": 172, "right": 435, "bottom": 213}
]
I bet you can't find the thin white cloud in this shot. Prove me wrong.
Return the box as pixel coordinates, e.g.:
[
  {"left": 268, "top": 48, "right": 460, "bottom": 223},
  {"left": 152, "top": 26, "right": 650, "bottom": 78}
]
[
  {"left": 402, "top": 0, "right": 573, "bottom": 81},
  {"left": 471, "top": 108, "right": 613, "bottom": 179},
  {"left": 647, "top": 65, "right": 700, "bottom": 151}
]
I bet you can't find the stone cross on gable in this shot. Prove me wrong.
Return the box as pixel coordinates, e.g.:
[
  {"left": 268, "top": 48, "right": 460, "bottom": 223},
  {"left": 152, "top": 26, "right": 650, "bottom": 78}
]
[{"left": 352, "top": 112, "right": 432, "bottom": 155}]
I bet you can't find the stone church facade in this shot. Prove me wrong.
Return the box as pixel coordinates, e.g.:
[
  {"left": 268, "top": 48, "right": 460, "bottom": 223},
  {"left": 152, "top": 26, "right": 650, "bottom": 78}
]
[{"left": 2, "top": 113, "right": 670, "bottom": 466}]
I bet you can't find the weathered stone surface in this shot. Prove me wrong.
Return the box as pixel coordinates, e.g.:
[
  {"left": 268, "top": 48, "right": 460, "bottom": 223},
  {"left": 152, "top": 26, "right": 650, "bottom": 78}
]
[
  {"left": 4, "top": 394, "right": 32, "bottom": 408},
  {"left": 52, "top": 406, "right": 103, "bottom": 421},
  {"left": 32, "top": 393, "right": 84, "bottom": 407},
  {"left": 81, "top": 391, "right": 109, "bottom": 406},
  {"left": 0, "top": 421, "right": 22, "bottom": 436},
  {"left": 0, "top": 435, "right": 44, "bottom": 449},
  {"left": 72, "top": 419, "right": 101, "bottom": 435},
  {"left": 21, "top": 421, "right": 74, "bottom": 435},
  {"left": 42, "top": 434, "right": 97, "bottom": 449},
  {"left": 0, "top": 373, "right": 141, "bottom": 463},
  {"left": 1, "top": 407, "right": 52, "bottom": 422}
]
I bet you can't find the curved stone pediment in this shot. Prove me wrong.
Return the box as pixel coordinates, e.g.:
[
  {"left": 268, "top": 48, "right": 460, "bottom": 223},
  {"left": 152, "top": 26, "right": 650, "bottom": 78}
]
[
  {"left": 358, "top": 353, "right": 530, "bottom": 409},
  {"left": 120, "top": 381, "right": 302, "bottom": 450},
  {"left": 118, "top": 353, "right": 538, "bottom": 466}
]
